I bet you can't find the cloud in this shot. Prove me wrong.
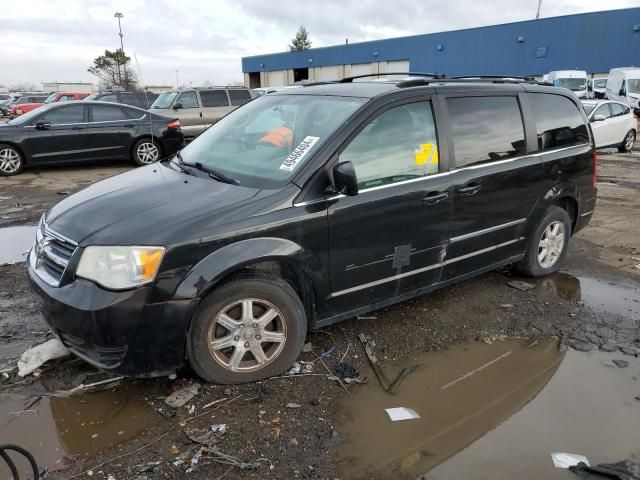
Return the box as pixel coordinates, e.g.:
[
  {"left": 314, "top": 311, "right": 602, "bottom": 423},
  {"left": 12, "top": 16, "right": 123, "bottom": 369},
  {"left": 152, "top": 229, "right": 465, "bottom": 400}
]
[{"left": 0, "top": 0, "right": 637, "bottom": 88}]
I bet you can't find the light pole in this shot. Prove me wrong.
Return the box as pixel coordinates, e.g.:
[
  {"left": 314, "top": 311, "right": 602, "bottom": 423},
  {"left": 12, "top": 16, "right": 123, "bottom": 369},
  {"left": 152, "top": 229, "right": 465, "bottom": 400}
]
[
  {"left": 114, "top": 12, "right": 125, "bottom": 85},
  {"left": 175, "top": 70, "right": 179, "bottom": 88}
]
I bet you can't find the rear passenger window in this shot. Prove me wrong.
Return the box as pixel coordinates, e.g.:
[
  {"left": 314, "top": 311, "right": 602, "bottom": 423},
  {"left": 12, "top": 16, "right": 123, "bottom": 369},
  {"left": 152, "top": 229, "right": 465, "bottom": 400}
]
[
  {"left": 199, "top": 90, "right": 229, "bottom": 107},
  {"left": 447, "top": 96, "right": 526, "bottom": 168},
  {"left": 91, "top": 105, "right": 127, "bottom": 122},
  {"left": 341, "top": 102, "right": 439, "bottom": 189},
  {"left": 529, "top": 93, "right": 589, "bottom": 151},
  {"left": 610, "top": 103, "right": 625, "bottom": 117},
  {"left": 593, "top": 104, "right": 611, "bottom": 119},
  {"left": 228, "top": 89, "right": 252, "bottom": 106}
]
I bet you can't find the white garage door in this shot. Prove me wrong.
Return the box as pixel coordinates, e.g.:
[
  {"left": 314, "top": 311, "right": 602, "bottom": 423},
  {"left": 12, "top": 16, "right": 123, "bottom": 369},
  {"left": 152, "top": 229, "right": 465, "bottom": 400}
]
[
  {"left": 351, "top": 63, "right": 373, "bottom": 77},
  {"left": 268, "top": 70, "right": 287, "bottom": 87},
  {"left": 386, "top": 60, "right": 410, "bottom": 74},
  {"left": 315, "top": 65, "right": 341, "bottom": 81}
]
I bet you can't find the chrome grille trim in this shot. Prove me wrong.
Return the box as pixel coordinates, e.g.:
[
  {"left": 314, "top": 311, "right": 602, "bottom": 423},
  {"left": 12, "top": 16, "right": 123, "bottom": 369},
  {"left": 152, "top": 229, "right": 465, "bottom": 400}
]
[{"left": 30, "top": 224, "right": 77, "bottom": 287}]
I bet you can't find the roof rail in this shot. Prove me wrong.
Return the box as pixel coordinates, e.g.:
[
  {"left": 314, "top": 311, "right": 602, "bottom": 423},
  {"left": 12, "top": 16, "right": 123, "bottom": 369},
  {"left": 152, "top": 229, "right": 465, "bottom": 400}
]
[
  {"left": 339, "top": 72, "right": 446, "bottom": 83},
  {"left": 396, "top": 75, "right": 553, "bottom": 88}
]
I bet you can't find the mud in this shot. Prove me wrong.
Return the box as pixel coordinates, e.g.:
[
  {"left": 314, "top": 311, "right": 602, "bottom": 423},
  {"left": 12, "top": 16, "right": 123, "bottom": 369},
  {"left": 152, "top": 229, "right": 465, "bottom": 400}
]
[{"left": 0, "top": 148, "right": 638, "bottom": 479}]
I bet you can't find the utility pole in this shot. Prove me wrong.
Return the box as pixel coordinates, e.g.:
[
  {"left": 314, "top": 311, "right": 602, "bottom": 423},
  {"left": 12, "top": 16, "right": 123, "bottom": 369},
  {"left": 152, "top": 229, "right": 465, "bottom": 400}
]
[
  {"left": 114, "top": 12, "right": 125, "bottom": 86},
  {"left": 536, "top": 0, "right": 543, "bottom": 19}
]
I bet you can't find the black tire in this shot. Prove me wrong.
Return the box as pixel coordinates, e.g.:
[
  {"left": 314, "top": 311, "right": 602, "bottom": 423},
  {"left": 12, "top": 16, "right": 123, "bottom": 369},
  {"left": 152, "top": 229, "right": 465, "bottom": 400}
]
[
  {"left": 132, "top": 137, "right": 163, "bottom": 166},
  {"left": 0, "top": 143, "right": 24, "bottom": 176},
  {"left": 187, "top": 274, "right": 307, "bottom": 384},
  {"left": 618, "top": 129, "right": 636, "bottom": 153},
  {"left": 515, "top": 206, "right": 572, "bottom": 277}
]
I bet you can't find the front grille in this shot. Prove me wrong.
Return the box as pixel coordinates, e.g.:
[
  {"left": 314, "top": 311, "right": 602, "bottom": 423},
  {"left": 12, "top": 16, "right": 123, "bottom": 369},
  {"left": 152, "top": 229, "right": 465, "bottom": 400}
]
[{"left": 31, "top": 224, "right": 78, "bottom": 287}]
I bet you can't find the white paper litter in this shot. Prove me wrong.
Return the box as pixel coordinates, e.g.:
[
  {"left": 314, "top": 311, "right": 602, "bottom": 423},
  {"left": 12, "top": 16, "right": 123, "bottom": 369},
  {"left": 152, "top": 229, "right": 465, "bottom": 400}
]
[
  {"left": 551, "top": 452, "right": 590, "bottom": 468},
  {"left": 385, "top": 407, "right": 420, "bottom": 421},
  {"left": 17, "top": 339, "right": 70, "bottom": 377}
]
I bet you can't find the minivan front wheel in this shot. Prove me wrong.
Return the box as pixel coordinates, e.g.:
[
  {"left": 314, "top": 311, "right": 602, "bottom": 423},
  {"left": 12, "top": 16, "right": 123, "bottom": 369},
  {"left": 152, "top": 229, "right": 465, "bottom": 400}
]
[
  {"left": 516, "top": 206, "right": 571, "bottom": 277},
  {"left": 187, "top": 275, "right": 307, "bottom": 384},
  {"left": 619, "top": 130, "right": 636, "bottom": 153},
  {"left": 133, "top": 138, "right": 162, "bottom": 166}
]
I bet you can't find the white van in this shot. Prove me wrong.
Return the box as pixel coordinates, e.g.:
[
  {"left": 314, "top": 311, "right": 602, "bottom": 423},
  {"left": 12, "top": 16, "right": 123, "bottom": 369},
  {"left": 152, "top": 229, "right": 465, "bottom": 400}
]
[
  {"left": 588, "top": 78, "right": 607, "bottom": 99},
  {"left": 547, "top": 70, "right": 588, "bottom": 98},
  {"left": 606, "top": 67, "right": 640, "bottom": 113}
]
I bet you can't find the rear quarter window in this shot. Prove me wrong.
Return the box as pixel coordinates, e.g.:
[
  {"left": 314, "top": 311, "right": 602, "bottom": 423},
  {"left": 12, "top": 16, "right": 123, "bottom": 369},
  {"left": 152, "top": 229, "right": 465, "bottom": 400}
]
[
  {"left": 228, "top": 89, "right": 252, "bottom": 106},
  {"left": 529, "top": 93, "right": 589, "bottom": 151}
]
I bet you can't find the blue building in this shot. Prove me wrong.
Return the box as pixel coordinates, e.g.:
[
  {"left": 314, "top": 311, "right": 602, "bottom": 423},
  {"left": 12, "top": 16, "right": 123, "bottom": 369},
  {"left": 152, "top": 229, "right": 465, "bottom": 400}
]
[{"left": 241, "top": 8, "right": 640, "bottom": 87}]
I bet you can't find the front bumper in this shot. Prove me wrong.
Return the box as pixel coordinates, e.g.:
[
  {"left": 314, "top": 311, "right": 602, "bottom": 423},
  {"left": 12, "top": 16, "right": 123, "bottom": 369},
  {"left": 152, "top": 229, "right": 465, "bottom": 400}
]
[{"left": 27, "top": 260, "right": 199, "bottom": 377}]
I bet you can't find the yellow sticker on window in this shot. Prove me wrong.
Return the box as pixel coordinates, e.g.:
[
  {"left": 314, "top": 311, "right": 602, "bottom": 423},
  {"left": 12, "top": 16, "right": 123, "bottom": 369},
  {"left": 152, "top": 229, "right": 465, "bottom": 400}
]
[{"left": 415, "top": 143, "right": 438, "bottom": 166}]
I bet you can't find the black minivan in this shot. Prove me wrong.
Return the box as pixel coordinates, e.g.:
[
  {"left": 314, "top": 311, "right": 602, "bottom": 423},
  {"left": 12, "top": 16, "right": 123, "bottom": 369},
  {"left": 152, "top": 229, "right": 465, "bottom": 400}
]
[{"left": 28, "top": 76, "right": 597, "bottom": 383}]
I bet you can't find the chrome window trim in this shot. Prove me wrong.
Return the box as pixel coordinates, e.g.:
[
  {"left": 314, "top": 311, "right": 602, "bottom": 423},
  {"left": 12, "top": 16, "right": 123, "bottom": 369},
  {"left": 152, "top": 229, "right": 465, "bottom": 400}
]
[
  {"left": 25, "top": 122, "right": 88, "bottom": 128},
  {"left": 330, "top": 237, "right": 523, "bottom": 298},
  {"left": 450, "top": 218, "right": 526, "bottom": 243}
]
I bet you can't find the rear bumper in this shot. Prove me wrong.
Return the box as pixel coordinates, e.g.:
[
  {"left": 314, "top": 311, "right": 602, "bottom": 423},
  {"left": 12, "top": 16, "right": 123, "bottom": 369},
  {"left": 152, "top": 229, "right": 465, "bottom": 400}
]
[{"left": 27, "top": 261, "right": 198, "bottom": 377}]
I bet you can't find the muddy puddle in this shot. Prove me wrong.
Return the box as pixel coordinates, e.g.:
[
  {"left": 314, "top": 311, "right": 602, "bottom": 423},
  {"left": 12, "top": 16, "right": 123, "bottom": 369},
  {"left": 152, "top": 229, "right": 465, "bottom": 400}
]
[
  {"left": 0, "top": 225, "right": 37, "bottom": 264},
  {"left": 335, "top": 338, "right": 640, "bottom": 479},
  {"left": 533, "top": 272, "right": 640, "bottom": 318},
  {"left": 0, "top": 382, "right": 157, "bottom": 470}
]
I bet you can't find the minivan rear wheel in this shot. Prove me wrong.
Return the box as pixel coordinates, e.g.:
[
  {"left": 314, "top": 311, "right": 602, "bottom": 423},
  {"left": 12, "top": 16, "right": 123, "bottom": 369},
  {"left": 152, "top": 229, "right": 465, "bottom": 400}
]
[
  {"left": 133, "top": 138, "right": 162, "bottom": 166},
  {"left": 0, "top": 144, "right": 23, "bottom": 176},
  {"left": 187, "top": 275, "right": 307, "bottom": 384},
  {"left": 515, "top": 206, "right": 571, "bottom": 277},
  {"left": 619, "top": 130, "right": 636, "bottom": 153}
]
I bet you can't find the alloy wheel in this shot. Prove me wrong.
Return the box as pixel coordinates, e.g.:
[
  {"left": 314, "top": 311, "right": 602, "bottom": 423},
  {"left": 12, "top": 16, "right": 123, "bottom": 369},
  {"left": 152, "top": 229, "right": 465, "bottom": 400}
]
[
  {"left": 136, "top": 142, "right": 159, "bottom": 164},
  {"left": 625, "top": 131, "right": 635, "bottom": 151},
  {"left": 538, "top": 221, "right": 565, "bottom": 269},
  {"left": 207, "top": 298, "right": 287, "bottom": 372},
  {"left": 0, "top": 148, "right": 21, "bottom": 174}
]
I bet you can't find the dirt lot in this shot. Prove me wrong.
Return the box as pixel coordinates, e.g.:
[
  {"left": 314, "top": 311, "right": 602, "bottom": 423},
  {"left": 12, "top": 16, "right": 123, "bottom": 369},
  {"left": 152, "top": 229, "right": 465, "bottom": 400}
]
[{"left": 0, "top": 147, "right": 639, "bottom": 479}]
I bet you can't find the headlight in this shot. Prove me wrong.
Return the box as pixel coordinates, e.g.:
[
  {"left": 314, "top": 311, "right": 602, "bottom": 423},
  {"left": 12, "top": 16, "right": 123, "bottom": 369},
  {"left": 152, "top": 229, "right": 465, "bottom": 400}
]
[{"left": 76, "top": 246, "right": 165, "bottom": 290}]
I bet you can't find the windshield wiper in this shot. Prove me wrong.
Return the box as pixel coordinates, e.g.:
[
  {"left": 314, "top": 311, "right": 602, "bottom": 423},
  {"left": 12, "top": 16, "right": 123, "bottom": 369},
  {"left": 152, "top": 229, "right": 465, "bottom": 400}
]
[{"left": 181, "top": 160, "right": 239, "bottom": 185}]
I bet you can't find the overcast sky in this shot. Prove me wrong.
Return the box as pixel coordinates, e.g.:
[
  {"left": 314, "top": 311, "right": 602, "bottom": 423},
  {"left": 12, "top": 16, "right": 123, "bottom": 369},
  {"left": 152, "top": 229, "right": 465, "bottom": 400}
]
[{"left": 1, "top": 0, "right": 637, "bottom": 88}]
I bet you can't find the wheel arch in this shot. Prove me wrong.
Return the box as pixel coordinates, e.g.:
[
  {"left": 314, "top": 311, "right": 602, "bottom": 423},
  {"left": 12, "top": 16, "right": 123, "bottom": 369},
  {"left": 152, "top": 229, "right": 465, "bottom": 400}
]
[{"left": 0, "top": 141, "right": 28, "bottom": 166}]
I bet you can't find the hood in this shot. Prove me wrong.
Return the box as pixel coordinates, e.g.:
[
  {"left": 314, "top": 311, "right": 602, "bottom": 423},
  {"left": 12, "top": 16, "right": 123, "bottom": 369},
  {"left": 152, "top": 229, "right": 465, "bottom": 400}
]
[{"left": 46, "top": 162, "right": 263, "bottom": 245}]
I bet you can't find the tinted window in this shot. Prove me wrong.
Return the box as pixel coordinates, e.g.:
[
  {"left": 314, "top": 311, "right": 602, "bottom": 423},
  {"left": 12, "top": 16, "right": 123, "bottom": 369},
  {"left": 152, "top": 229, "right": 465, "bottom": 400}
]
[
  {"left": 136, "top": 93, "right": 156, "bottom": 108},
  {"left": 118, "top": 93, "right": 140, "bottom": 107},
  {"left": 199, "top": 90, "right": 228, "bottom": 107},
  {"left": 610, "top": 103, "right": 625, "bottom": 117},
  {"left": 529, "top": 93, "right": 589, "bottom": 150},
  {"left": 91, "top": 105, "right": 127, "bottom": 122},
  {"left": 341, "top": 102, "right": 439, "bottom": 189},
  {"left": 177, "top": 91, "right": 199, "bottom": 108},
  {"left": 593, "top": 103, "right": 611, "bottom": 119},
  {"left": 98, "top": 94, "right": 118, "bottom": 103},
  {"left": 447, "top": 96, "right": 525, "bottom": 168},
  {"left": 40, "top": 105, "right": 85, "bottom": 124},
  {"left": 228, "top": 89, "right": 252, "bottom": 106}
]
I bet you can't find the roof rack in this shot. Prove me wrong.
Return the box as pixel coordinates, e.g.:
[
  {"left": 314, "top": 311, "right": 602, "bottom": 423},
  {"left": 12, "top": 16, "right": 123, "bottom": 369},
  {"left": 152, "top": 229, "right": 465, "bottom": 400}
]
[
  {"left": 396, "top": 75, "right": 553, "bottom": 88},
  {"left": 339, "top": 72, "right": 446, "bottom": 83}
]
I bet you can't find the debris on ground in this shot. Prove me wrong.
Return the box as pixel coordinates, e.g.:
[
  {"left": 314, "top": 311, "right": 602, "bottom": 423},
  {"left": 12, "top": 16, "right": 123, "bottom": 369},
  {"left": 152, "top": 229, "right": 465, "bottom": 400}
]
[
  {"left": 385, "top": 407, "right": 421, "bottom": 421},
  {"left": 507, "top": 280, "right": 536, "bottom": 291},
  {"left": 164, "top": 382, "right": 201, "bottom": 408},
  {"left": 551, "top": 452, "right": 590, "bottom": 468},
  {"left": 286, "top": 402, "right": 302, "bottom": 409},
  {"left": 334, "top": 362, "right": 358, "bottom": 379},
  {"left": 50, "top": 375, "right": 124, "bottom": 397},
  {"left": 356, "top": 315, "right": 378, "bottom": 320},
  {"left": 17, "top": 339, "right": 70, "bottom": 377},
  {"left": 286, "top": 362, "right": 302, "bottom": 375},
  {"left": 612, "top": 360, "right": 630, "bottom": 368},
  {"left": 302, "top": 342, "right": 313, "bottom": 353},
  {"left": 185, "top": 424, "right": 226, "bottom": 445},
  {"left": 318, "top": 429, "right": 345, "bottom": 448},
  {"left": 569, "top": 459, "right": 640, "bottom": 479}
]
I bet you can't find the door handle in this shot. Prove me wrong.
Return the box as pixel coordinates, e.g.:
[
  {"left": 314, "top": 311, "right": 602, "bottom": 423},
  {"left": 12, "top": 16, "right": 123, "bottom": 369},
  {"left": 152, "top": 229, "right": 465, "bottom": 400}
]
[
  {"left": 71, "top": 126, "right": 84, "bottom": 131},
  {"left": 422, "top": 191, "right": 448, "bottom": 205},
  {"left": 457, "top": 184, "right": 481, "bottom": 196}
]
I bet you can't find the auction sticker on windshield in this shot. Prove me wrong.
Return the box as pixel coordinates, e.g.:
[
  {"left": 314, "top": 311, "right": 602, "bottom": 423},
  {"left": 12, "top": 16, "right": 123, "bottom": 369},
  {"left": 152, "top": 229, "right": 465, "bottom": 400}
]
[{"left": 280, "top": 136, "right": 320, "bottom": 172}]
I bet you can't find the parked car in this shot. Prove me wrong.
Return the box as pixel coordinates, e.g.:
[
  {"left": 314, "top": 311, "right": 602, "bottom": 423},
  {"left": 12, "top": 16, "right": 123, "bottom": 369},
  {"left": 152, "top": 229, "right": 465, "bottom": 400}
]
[
  {"left": 84, "top": 91, "right": 160, "bottom": 109},
  {"left": 606, "top": 67, "right": 640, "bottom": 115},
  {"left": 588, "top": 78, "right": 607, "bottom": 99},
  {"left": 8, "top": 92, "right": 89, "bottom": 117},
  {"left": 547, "top": 70, "right": 588, "bottom": 98},
  {"left": 149, "top": 86, "right": 254, "bottom": 138},
  {"left": 7, "top": 95, "right": 49, "bottom": 117},
  {"left": 0, "top": 101, "right": 183, "bottom": 175},
  {"left": 26, "top": 76, "right": 597, "bottom": 383},
  {"left": 582, "top": 100, "right": 636, "bottom": 151},
  {"left": 252, "top": 86, "right": 301, "bottom": 97}
]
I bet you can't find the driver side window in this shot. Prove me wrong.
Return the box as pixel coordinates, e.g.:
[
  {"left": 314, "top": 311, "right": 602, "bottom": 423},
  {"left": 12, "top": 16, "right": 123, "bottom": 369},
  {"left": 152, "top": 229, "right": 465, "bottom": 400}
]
[
  {"left": 340, "top": 101, "right": 439, "bottom": 190},
  {"left": 594, "top": 104, "right": 611, "bottom": 119},
  {"left": 177, "top": 92, "right": 199, "bottom": 109}
]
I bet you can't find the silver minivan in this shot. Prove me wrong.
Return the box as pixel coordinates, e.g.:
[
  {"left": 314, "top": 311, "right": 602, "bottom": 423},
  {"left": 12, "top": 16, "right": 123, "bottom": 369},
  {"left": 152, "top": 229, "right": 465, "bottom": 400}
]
[{"left": 149, "top": 87, "right": 253, "bottom": 138}]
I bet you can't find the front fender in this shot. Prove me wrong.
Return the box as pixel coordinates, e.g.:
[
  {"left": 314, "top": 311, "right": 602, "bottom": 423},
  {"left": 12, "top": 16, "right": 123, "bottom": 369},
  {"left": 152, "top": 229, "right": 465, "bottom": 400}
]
[{"left": 174, "top": 237, "right": 309, "bottom": 299}]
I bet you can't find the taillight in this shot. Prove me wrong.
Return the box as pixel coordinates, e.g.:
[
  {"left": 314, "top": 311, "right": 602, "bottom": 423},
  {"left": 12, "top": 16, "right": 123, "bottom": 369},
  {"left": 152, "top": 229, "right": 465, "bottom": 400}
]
[
  {"left": 592, "top": 150, "right": 598, "bottom": 187},
  {"left": 167, "top": 119, "right": 180, "bottom": 129}
]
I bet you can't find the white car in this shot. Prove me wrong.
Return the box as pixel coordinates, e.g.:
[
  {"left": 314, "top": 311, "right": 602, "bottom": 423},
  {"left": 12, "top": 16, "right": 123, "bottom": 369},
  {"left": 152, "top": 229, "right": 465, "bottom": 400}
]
[
  {"left": 582, "top": 100, "right": 636, "bottom": 152},
  {"left": 606, "top": 67, "right": 640, "bottom": 112}
]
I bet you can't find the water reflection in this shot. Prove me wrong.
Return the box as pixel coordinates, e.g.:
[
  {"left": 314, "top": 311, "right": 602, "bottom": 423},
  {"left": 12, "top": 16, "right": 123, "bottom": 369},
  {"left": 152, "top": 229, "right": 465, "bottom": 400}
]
[{"left": 0, "top": 225, "right": 37, "bottom": 264}]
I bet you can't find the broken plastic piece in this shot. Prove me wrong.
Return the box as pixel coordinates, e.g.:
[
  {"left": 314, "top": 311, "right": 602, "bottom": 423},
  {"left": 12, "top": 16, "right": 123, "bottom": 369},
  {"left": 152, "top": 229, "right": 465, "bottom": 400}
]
[
  {"left": 17, "top": 339, "right": 70, "bottom": 377},
  {"left": 551, "top": 452, "right": 590, "bottom": 468},
  {"left": 507, "top": 280, "right": 536, "bottom": 291},
  {"left": 385, "top": 407, "right": 420, "bottom": 421},
  {"left": 164, "top": 383, "right": 201, "bottom": 408}
]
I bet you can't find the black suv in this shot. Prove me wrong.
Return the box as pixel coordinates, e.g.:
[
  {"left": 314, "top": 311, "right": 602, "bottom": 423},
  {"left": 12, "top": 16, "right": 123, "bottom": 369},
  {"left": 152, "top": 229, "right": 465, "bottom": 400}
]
[
  {"left": 84, "top": 91, "right": 159, "bottom": 109},
  {"left": 27, "top": 75, "right": 597, "bottom": 383}
]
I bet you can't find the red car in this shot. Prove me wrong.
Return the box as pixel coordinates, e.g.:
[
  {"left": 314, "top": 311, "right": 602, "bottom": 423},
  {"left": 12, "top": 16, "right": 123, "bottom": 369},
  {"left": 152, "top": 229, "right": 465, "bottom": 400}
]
[{"left": 9, "top": 92, "right": 89, "bottom": 117}]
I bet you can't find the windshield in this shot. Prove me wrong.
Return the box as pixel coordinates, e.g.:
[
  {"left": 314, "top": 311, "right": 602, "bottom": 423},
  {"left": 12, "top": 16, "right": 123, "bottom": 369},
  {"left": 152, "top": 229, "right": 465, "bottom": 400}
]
[
  {"left": 44, "top": 92, "right": 58, "bottom": 104},
  {"left": 151, "top": 92, "right": 179, "bottom": 109},
  {"left": 628, "top": 79, "right": 640, "bottom": 94},
  {"left": 7, "top": 105, "right": 50, "bottom": 125},
  {"left": 593, "top": 79, "right": 607, "bottom": 89},
  {"left": 555, "top": 78, "right": 586, "bottom": 91},
  {"left": 178, "top": 94, "right": 366, "bottom": 188}
]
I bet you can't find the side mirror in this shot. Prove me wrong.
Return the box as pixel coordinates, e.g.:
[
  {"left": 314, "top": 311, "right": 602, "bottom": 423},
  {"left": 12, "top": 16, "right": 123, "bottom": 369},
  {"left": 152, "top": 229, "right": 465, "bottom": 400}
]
[
  {"left": 35, "top": 120, "right": 51, "bottom": 130},
  {"left": 332, "top": 161, "right": 358, "bottom": 196},
  {"left": 592, "top": 114, "right": 606, "bottom": 122},
  {"left": 173, "top": 102, "right": 183, "bottom": 110}
]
